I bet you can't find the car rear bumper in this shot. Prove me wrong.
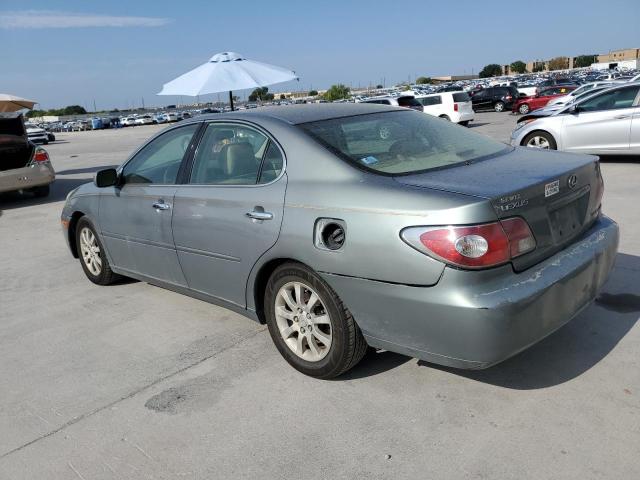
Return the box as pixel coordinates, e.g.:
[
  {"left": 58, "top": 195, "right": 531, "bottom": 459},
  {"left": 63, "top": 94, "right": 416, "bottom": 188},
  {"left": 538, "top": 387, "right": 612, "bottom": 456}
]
[
  {"left": 0, "top": 163, "right": 55, "bottom": 193},
  {"left": 451, "top": 110, "right": 474, "bottom": 123},
  {"left": 321, "top": 215, "right": 619, "bottom": 369}
]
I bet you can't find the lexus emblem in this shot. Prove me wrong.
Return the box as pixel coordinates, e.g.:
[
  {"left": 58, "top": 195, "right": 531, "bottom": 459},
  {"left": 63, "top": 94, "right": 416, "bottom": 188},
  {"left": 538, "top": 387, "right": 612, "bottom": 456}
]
[{"left": 567, "top": 174, "right": 578, "bottom": 189}]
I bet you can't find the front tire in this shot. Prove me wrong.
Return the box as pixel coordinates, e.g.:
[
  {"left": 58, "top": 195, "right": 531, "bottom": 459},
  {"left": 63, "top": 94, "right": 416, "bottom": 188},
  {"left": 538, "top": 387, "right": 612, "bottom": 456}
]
[
  {"left": 76, "top": 218, "right": 119, "bottom": 285},
  {"left": 518, "top": 104, "right": 530, "bottom": 114},
  {"left": 264, "top": 262, "right": 367, "bottom": 379},
  {"left": 494, "top": 101, "right": 505, "bottom": 112},
  {"left": 522, "top": 131, "right": 557, "bottom": 150}
]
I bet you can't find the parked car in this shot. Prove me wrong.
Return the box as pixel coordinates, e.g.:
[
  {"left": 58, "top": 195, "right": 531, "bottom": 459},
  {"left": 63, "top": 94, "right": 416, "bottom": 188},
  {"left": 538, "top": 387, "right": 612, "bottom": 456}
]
[
  {"left": 515, "top": 83, "right": 538, "bottom": 97},
  {"left": 135, "top": 115, "right": 155, "bottom": 126},
  {"left": 61, "top": 104, "right": 618, "bottom": 378},
  {"left": 416, "top": 91, "right": 474, "bottom": 125},
  {"left": 469, "top": 86, "right": 519, "bottom": 112},
  {"left": 1, "top": 114, "right": 55, "bottom": 197},
  {"left": 120, "top": 117, "right": 137, "bottom": 127},
  {"left": 546, "top": 82, "right": 614, "bottom": 107},
  {"left": 359, "top": 95, "right": 423, "bottom": 112},
  {"left": 536, "top": 79, "right": 579, "bottom": 91},
  {"left": 165, "top": 112, "right": 180, "bottom": 122},
  {"left": 511, "top": 82, "right": 640, "bottom": 154},
  {"left": 25, "top": 124, "right": 49, "bottom": 144},
  {"left": 513, "top": 85, "right": 578, "bottom": 114}
]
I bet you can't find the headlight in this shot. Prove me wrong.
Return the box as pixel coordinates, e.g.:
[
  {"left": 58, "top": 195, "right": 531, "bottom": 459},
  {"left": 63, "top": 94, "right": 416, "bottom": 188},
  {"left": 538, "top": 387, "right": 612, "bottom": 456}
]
[
  {"left": 514, "top": 119, "right": 535, "bottom": 131},
  {"left": 65, "top": 187, "right": 78, "bottom": 202}
]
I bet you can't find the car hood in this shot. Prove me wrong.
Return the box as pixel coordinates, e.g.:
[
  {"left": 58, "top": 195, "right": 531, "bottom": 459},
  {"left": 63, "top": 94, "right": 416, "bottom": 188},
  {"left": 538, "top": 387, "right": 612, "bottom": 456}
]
[
  {"left": 517, "top": 108, "right": 561, "bottom": 123},
  {"left": 26, "top": 127, "right": 46, "bottom": 134}
]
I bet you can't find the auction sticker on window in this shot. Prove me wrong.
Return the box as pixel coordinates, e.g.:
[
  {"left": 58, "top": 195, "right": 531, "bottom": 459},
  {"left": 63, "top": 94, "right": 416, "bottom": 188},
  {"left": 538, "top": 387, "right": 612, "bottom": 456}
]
[{"left": 545, "top": 180, "right": 560, "bottom": 197}]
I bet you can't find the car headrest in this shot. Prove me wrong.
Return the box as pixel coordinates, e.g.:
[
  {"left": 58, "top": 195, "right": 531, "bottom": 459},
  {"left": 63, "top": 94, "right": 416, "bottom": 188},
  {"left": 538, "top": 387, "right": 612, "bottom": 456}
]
[{"left": 221, "top": 142, "right": 255, "bottom": 177}]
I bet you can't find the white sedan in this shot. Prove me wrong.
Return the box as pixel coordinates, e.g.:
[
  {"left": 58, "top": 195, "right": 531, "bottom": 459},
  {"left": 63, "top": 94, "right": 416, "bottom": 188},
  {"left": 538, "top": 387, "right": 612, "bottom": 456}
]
[{"left": 511, "top": 83, "right": 640, "bottom": 154}]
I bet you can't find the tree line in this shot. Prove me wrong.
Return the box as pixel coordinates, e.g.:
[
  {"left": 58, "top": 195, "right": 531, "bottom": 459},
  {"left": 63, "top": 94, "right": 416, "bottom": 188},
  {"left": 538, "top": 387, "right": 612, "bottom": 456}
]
[
  {"left": 479, "top": 55, "right": 598, "bottom": 78},
  {"left": 26, "top": 105, "right": 87, "bottom": 118}
]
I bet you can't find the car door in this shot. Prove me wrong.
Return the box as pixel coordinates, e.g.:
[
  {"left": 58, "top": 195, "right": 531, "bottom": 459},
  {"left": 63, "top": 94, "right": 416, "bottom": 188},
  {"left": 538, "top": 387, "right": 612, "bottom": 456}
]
[
  {"left": 561, "top": 85, "right": 640, "bottom": 153},
  {"left": 172, "top": 121, "right": 287, "bottom": 307},
  {"left": 471, "top": 89, "right": 489, "bottom": 110},
  {"left": 99, "top": 123, "right": 201, "bottom": 285}
]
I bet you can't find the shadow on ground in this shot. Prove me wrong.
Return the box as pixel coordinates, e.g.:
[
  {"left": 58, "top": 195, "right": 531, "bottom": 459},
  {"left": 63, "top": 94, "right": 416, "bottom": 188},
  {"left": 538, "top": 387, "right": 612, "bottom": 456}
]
[
  {"left": 342, "top": 253, "right": 639, "bottom": 388},
  {"left": 0, "top": 165, "right": 115, "bottom": 211}
]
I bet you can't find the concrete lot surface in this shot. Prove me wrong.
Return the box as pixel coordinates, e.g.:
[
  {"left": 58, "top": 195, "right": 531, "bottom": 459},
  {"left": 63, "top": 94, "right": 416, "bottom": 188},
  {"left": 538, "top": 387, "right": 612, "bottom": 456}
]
[{"left": 1, "top": 113, "right": 639, "bottom": 479}]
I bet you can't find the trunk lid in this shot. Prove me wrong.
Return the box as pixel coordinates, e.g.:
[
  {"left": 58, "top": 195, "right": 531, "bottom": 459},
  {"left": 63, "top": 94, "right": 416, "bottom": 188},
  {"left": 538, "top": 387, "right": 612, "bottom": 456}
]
[
  {"left": 393, "top": 147, "right": 603, "bottom": 271},
  {"left": 0, "top": 115, "right": 34, "bottom": 171}
]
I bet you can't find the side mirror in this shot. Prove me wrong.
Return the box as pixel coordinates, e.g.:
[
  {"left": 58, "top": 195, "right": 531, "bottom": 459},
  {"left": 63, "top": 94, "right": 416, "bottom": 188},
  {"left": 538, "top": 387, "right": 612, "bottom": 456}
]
[
  {"left": 567, "top": 104, "right": 579, "bottom": 114},
  {"left": 95, "top": 168, "right": 119, "bottom": 188}
]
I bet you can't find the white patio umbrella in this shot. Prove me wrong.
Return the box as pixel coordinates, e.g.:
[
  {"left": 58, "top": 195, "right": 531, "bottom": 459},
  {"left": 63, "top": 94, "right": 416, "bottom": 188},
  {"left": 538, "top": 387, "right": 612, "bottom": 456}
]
[
  {"left": 157, "top": 51, "right": 297, "bottom": 110},
  {"left": 0, "top": 94, "right": 37, "bottom": 113}
]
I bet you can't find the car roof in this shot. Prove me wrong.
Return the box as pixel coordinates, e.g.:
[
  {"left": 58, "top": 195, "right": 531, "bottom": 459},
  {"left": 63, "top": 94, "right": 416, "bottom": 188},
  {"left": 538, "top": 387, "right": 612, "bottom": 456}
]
[{"left": 192, "top": 103, "right": 400, "bottom": 125}]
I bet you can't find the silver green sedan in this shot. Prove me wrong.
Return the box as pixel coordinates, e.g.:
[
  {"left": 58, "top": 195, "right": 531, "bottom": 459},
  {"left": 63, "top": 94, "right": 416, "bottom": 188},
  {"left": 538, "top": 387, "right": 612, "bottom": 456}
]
[{"left": 62, "top": 104, "right": 618, "bottom": 378}]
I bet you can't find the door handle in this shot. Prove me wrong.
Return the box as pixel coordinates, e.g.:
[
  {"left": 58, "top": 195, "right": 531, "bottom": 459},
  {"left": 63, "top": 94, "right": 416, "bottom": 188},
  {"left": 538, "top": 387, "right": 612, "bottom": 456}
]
[
  {"left": 246, "top": 209, "right": 273, "bottom": 221},
  {"left": 152, "top": 201, "right": 171, "bottom": 211},
  {"left": 614, "top": 114, "right": 631, "bottom": 120}
]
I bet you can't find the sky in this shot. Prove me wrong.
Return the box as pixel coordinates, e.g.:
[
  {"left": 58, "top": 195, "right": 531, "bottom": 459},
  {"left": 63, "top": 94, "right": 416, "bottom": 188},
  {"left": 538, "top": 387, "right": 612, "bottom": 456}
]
[{"left": 1, "top": 0, "right": 639, "bottom": 111}]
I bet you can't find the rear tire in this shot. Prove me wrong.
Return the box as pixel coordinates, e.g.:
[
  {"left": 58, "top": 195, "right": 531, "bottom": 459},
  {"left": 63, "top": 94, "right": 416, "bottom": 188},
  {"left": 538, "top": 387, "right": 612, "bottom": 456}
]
[
  {"left": 494, "top": 101, "right": 505, "bottom": 112},
  {"left": 439, "top": 115, "right": 451, "bottom": 121},
  {"left": 264, "top": 262, "right": 367, "bottom": 379},
  {"left": 76, "top": 217, "right": 120, "bottom": 285},
  {"left": 31, "top": 184, "right": 50, "bottom": 197},
  {"left": 522, "top": 131, "right": 557, "bottom": 150}
]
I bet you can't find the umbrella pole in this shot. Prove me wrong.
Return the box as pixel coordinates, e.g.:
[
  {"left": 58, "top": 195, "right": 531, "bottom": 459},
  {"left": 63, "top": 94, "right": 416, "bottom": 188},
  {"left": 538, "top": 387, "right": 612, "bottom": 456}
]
[{"left": 229, "top": 90, "right": 234, "bottom": 111}]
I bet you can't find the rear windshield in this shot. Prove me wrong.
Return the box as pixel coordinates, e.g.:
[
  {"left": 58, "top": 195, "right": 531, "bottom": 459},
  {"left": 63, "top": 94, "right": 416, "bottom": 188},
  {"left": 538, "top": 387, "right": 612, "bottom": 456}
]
[
  {"left": 452, "top": 92, "right": 470, "bottom": 102},
  {"left": 299, "top": 110, "right": 507, "bottom": 175}
]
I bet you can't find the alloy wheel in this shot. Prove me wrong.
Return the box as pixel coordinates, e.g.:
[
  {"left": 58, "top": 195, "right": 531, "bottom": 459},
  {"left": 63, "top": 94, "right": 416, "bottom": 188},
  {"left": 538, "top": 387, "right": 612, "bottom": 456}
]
[
  {"left": 274, "top": 281, "right": 332, "bottom": 362},
  {"left": 79, "top": 227, "right": 102, "bottom": 276},
  {"left": 526, "top": 136, "right": 550, "bottom": 149}
]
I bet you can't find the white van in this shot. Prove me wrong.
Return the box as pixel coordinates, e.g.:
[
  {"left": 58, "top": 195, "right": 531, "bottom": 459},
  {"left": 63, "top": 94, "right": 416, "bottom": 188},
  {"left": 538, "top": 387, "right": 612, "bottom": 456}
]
[{"left": 415, "top": 92, "right": 474, "bottom": 125}]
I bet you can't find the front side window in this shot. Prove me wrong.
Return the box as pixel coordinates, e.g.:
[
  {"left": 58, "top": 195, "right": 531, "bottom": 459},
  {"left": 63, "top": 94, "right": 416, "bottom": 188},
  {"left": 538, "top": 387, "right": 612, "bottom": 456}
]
[
  {"left": 122, "top": 123, "right": 199, "bottom": 184},
  {"left": 419, "top": 96, "right": 442, "bottom": 106},
  {"left": 300, "top": 110, "right": 507, "bottom": 176},
  {"left": 578, "top": 86, "right": 640, "bottom": 112},
  {"left": 189, "top": 123, "right": 283, "bottom": 185}
]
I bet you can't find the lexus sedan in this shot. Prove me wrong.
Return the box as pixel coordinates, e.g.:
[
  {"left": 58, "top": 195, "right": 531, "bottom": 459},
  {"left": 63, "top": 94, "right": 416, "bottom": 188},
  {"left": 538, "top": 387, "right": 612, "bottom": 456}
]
[
  {"left": 61, "top": 104, "right": 618, "bottom": 378},
  {"left": 512, "top": 82, "right": 640, "bottom": 153}
]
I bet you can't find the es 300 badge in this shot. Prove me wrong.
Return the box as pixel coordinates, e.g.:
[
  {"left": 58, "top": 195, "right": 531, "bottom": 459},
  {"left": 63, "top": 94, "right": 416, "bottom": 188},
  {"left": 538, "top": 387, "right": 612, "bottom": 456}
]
[{"left": 545, "top": 179, "right": 559, "bottom": 197}]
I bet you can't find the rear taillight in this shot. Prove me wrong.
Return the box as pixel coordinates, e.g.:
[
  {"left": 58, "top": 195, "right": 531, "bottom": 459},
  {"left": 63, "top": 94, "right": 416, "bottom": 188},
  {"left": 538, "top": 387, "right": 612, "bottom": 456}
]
[
  {"left": 453, "top": 103, "right": 459, "bottom": 112},
  {"left": 401, "top": 218, "right": 536, "bottom": 269},
  {"left": 505, "top": 95, "right": 512, "bottom": 100},
  {"left": 33, "top": 148, "right": 49, "bottom": 163}
]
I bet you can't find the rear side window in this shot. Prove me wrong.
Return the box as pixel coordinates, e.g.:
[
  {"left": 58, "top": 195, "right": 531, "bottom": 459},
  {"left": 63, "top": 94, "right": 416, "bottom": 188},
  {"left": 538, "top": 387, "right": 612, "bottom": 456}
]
[
  {"left": 452, "top": 92, "right": 470, "bottom": 102},
  {"left": 299, "top": 110, "right": 507, "bottom": 176}
]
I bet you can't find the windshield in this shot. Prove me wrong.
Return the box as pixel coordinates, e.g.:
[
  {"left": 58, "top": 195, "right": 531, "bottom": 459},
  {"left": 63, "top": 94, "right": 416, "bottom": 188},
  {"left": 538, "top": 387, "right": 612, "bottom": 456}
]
[{"left": 299, "top": 110, "right": 508, "bottom": 175}]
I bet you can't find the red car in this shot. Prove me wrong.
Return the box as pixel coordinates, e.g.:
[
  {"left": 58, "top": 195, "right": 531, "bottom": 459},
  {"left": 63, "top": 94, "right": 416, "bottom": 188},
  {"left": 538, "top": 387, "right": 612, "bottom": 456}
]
[{"left": 513, "top": 85, "right": 577, "bottom": 114}]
